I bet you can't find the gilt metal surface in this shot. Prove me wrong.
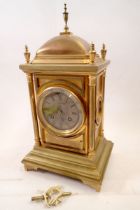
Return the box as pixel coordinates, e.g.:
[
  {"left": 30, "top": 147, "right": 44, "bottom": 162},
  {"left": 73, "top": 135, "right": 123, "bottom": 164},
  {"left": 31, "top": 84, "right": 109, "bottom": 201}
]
[{"left": 19, "top": 3, "right": 113, "bottom": 191}]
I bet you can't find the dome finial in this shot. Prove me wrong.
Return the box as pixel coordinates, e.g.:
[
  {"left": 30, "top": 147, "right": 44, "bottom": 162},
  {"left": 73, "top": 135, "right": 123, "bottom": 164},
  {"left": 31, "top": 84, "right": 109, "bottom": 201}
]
[{"left": 63, "top": 3, "right": 69, "bottom": 33}]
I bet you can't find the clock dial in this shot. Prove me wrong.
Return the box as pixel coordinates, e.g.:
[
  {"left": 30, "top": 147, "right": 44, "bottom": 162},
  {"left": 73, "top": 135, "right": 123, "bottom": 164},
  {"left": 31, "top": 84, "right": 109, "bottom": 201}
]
[{"left": 38, "top": 87, "right": 84, "bottom": 135}]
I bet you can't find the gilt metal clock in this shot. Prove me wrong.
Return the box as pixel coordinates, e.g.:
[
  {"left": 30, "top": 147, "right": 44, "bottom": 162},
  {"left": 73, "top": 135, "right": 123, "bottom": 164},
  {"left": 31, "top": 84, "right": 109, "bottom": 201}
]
[{"left": 19, "top": 4, "right": 113, "bottom": 191}]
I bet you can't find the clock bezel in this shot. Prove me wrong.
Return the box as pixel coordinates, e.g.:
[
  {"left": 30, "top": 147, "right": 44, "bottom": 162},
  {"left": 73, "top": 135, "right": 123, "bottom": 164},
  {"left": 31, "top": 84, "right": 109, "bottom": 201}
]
[{"left": 37, "top": 86, "right": 85, "bottom": 137}]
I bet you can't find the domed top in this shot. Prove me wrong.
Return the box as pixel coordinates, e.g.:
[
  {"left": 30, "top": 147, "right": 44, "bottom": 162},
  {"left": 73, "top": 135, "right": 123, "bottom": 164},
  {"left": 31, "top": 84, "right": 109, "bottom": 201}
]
[
  {"left": 36, "top": 34, "right": 90, "bottom": 56},
  {"left": 32, "top": 4, "right": 98, "bottom": 64},
  {"left": 32, "top": 4, "right": 91, "bottom": 64},
  {"left": 23, "top": 3, "right": 108, "bottom": 65},
  {"left": 32, "top": 33, "right": 91, "bottom": 64}
]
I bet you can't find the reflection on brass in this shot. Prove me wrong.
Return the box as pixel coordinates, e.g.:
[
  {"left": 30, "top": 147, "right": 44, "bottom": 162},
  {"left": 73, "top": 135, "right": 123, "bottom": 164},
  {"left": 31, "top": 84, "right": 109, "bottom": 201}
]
[
  {"left": 31, "top": 186, "right": 72, "bottom": 207},
  {"left": 24, "top": 45, "right": 30, "bottom": 63},
  {"left": 20, "top": 3, "right": 113, "bottom": 191},
  {"left": 101, "top": 43, "right": 107, "bottom": 60}
]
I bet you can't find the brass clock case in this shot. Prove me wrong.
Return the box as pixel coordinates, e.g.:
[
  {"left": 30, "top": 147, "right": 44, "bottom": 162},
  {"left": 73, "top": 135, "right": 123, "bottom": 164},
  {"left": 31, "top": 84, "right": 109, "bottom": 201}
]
[
  {"left": 20, "top": 3, "right": 113, "bottom": 191},
  {"left": 37, "top": 86, "right": 85, "bottom": 137}
]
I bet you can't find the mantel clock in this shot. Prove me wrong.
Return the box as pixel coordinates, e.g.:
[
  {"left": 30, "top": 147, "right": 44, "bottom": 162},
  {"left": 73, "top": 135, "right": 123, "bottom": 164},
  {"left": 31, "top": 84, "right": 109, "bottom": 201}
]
[{"left": 19, "top": 4, "right": 113, "bottom": 191}]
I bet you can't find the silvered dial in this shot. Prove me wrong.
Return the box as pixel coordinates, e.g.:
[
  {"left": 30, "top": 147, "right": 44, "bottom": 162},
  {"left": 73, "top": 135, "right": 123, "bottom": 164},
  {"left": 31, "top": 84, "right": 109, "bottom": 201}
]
[{"left": 41, "top": 87, "right": 84, "bottom": 133}]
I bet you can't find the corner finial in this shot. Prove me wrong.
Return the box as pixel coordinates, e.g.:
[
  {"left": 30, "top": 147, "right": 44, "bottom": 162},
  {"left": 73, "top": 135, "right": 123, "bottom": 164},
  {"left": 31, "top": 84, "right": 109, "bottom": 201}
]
[
  {"left": 89, "top": 42, "right": 96, "bottom": 63},
  {"left": 24, "top": 45, "right": 30, "bottom": 64},
  {"left": 101, "top": 43, "right": 107, "bottom": 60},
  {"left": 63, "top": 3, "right": 69, "bottom": 33}
]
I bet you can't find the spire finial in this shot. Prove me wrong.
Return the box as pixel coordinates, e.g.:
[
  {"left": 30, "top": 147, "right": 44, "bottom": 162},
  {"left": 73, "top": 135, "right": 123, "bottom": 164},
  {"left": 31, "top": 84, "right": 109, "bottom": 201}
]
[
  {"left": 101, "top": 43, "right": 107, "bottom": 60},
  {"left": 63, "top": 3, "right": 69, "bottom": 33},
  {"left": 24, "top": 45, "right": 30, "bottom": 64},
  {"left": 89, "top": 42, "right": 96, "bottom": 63}
]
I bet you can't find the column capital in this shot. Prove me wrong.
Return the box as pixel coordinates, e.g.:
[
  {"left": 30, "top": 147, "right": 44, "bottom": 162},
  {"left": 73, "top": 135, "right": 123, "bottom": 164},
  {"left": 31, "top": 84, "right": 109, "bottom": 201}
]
[{"left": 89, "top": 76, "right": 96, "bottom": 86}]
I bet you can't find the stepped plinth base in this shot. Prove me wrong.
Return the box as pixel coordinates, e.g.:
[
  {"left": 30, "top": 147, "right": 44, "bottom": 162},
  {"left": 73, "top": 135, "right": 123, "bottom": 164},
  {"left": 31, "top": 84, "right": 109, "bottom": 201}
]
[{"left": 22, "top": 139, "right": 113, "bottom": 192}]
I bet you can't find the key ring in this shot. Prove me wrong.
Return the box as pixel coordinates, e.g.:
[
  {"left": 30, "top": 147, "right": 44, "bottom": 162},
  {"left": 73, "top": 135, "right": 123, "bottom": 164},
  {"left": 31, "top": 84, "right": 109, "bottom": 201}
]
[{"left": 45, "top": 186, "right": 63, "bottom": 207}]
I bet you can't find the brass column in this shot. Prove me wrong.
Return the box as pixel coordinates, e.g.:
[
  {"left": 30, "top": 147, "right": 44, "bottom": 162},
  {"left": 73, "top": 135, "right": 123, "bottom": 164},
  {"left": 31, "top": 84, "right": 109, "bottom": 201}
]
[
  {"left": 27, "top": 73, "right": 40, "bottom": 146},
  {"left": 89, "top": 76, "right": 96, "bottom": 151},
  {"left": 100, "top": 70, "right": 106, "bottom": 137}
]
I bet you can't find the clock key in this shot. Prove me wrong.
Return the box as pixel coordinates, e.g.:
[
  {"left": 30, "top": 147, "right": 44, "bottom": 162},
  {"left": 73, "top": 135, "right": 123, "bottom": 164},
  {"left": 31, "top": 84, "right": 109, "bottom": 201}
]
[{"left": 31, "top": 186, "right": 72, "bottom": 207}]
